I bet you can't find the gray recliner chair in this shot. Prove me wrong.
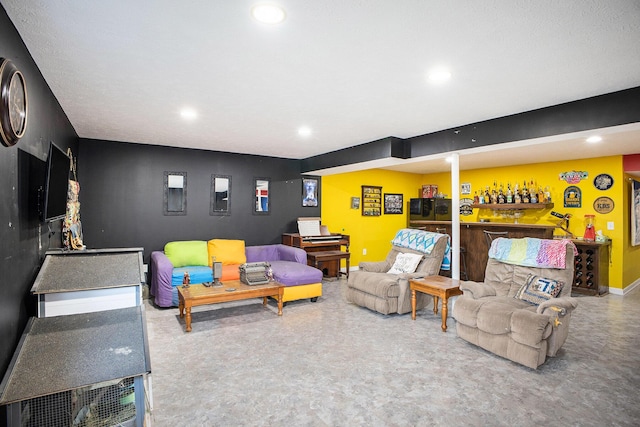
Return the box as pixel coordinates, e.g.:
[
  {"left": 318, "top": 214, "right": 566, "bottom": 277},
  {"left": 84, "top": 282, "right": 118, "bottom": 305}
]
[
  {"left": 346, "top": 230, "right": 448, "bottom": 315},
  {"left": 453, "top": 238, "right": 578, "bottom": 369}
]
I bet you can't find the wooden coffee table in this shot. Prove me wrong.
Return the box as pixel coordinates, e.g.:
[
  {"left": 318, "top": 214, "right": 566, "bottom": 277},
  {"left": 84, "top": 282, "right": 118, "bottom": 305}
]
[
  {"left": 177, "top": 280, "right": 284, "bottom": 332},
  {"left": 409, "top": 275, "right": 463, "bottom": 332}
]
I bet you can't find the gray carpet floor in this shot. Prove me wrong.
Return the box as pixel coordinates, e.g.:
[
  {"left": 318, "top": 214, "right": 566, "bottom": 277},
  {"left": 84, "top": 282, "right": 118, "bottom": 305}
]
[{"left": 144, "top": 280, "right": 640, "bottom": 426}]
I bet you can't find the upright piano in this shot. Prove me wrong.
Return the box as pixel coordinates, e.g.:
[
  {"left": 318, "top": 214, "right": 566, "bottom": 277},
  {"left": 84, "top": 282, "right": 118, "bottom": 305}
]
[{"left": 282, "top": 233, "right": 350, "bottom": 278}]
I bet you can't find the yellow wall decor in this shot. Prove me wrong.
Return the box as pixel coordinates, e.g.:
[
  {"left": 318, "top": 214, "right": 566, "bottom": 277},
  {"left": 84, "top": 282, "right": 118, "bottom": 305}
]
[{"left": 321, "top": 155, "right": 640, "bottom": 292}]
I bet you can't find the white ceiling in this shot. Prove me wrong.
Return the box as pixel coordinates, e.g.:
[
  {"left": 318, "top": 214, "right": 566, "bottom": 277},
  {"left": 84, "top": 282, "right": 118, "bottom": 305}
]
[{"left": 3, "top": 0, "right": 640, "bottom": 173}]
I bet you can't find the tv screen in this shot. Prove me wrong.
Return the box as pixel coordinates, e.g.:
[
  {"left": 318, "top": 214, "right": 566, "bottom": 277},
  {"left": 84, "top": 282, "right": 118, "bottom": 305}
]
[{"left": 43, "top": 142, "right": 70, "bottom": 222}]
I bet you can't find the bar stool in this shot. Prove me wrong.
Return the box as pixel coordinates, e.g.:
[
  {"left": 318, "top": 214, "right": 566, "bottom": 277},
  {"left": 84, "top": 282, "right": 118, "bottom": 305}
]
[
  {"left": 436, "top": 228, "right": 468, "bottom": 281},
  {"left": 483, "top": 230, "right": 509, "bottom": 250}
]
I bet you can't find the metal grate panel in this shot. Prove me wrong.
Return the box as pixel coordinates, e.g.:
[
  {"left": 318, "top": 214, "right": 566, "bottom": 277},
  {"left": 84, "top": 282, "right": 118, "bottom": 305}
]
[{"left": 17, "top": 378, "right": 136, "bottom": 427}]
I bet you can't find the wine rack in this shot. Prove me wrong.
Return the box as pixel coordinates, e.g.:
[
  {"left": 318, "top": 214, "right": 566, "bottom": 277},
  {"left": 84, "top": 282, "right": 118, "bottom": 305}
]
[{"left": 572, "top": 240, "right": 610, "bottom": 295}]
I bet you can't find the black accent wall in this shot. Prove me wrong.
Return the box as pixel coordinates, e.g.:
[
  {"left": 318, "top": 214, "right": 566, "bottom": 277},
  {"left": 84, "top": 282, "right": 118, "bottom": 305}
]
[
  {"left": 77, "top": 139, "right": 320, "bottom": 264},
  {"left": 0, "top": 3, "right": 78, "bottom": 398}
]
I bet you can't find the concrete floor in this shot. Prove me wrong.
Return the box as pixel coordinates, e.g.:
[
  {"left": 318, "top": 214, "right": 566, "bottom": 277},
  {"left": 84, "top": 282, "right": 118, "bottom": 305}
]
[{"left": 144, "top": 280, "right": 640, "bottom": 426}]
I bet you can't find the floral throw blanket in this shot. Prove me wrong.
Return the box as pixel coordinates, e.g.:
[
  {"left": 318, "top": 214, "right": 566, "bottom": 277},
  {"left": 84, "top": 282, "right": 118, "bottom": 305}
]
[{"left": 488, "top": 237, "right": 576, "bottom": 269}]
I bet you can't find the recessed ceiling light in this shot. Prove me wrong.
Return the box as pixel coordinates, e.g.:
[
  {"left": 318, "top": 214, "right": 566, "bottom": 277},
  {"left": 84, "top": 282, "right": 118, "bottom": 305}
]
[
  {"left": 251, "top": 3, "right": 286, "bottom": 24},
  {"left": 427, "top": 68, "right": 452, "bottom": 83},
  {"left": 180, "top": 108, "right": 198, "bottom": 120},
  {"left": 586, "top": 135, "right": 602, "bottom": 143},
  {"left": 298, "top": 126, "right": 312, "bottom": 137}
]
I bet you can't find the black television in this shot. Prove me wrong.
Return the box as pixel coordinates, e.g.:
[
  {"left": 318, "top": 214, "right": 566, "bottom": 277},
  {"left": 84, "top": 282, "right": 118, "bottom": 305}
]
[{"left": 43, "top": 142, "right": 70, "bottom": 222}]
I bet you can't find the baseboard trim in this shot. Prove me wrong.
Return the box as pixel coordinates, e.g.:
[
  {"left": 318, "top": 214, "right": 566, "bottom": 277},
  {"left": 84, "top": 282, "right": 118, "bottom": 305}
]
[{"left": 609, "top": 278, "right": 640, "bottom": 296}]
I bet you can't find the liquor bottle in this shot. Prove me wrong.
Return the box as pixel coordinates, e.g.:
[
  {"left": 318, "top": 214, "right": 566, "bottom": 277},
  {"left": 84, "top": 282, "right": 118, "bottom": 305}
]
[
  {"left": 483, "top": 187, "right": 490, "bottom": 204},
  {"left": 522, "top": 180, "right": 530, "bottom": 203},
  {"left": 538, "top": 186, "right": 545, "bottom": 203},
  {"left": 473, "top": 191, "right": 480, "bottom": 204},
  {"left": 506, "top": 183, "right": 513, "bottom": 204},
  {"left": 530, "top": 188, "right": 537, "bottom": 204},
  {"left": 514, "top": 183, "right": 521, "bottom": 204},
  {"left": 498, "top": 184, "right": 505, "bottom": 204}
]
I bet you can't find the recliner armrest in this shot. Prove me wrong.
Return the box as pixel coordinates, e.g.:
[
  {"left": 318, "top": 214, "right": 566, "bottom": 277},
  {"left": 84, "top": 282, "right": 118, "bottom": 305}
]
[
  {"left": 358, "top": 261, "right": 390, "bottom": 273},
  {"left": 536, "top": 296, "right": 578, "bottom": 316},
  {"left": 459, "top": 281, "right": 497, "bottom": 299}
]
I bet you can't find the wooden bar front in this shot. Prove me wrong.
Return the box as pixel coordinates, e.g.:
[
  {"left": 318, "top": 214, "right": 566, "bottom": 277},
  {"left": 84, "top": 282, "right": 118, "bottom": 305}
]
[{"left": 409, "top": 221, "right": 555, "bottom": 282}]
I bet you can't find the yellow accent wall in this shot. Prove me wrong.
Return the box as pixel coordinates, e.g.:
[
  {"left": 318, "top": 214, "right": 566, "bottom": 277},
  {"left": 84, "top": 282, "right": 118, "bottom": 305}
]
[
  {"left": 321, "top": 170, "right": 422, "bottom": 264},
  {"left": 321, "top": 155, "right": 640, "bottom": 292},
  {"left": 422, "top": 157, "right": 629, "bottom": 290}
]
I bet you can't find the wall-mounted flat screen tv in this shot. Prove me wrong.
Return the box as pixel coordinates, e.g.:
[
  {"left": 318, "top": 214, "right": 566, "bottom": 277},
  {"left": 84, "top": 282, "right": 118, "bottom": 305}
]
[{"left": 43, "top": 142, "right": 70, "bottom": 222}]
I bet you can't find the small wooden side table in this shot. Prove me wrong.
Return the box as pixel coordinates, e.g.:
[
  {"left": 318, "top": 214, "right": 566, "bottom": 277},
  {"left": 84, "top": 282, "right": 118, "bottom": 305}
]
[{"left": 409, "top": 276, "right": 463, "bottom": 332}]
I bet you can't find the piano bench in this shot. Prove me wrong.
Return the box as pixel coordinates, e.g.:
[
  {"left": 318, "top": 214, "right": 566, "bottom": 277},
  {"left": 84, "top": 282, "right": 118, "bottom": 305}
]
[{"left": 307, "top": 251, "right": 350, "bottom": 279}]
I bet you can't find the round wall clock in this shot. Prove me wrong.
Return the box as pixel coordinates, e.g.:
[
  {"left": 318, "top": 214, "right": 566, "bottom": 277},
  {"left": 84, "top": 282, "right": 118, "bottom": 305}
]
[{"left": 0, "top": 58, "right": 28, "bottom": 147}]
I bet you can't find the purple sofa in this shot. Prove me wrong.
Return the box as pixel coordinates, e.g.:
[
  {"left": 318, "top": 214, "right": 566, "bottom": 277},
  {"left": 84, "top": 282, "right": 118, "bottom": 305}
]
[{"left": 150, "top": 243, "right": 323, "bottom": 307}]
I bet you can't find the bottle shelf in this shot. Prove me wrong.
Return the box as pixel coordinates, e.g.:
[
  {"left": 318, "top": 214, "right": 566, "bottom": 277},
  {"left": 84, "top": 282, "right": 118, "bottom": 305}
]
[{"left": 470, "top": 203, "right": 554, "bottom": 210}]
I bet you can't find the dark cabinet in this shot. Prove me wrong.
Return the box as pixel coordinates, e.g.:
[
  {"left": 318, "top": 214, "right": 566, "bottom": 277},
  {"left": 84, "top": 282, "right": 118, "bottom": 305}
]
[{"left": 572, "top": 240, "right": 610, "bottom": 295}]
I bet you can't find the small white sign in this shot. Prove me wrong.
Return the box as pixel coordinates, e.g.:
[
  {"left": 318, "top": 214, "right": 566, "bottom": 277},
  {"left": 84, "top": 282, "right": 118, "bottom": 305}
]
[{"left": 461, "top": 183, "right": 471, "bottom": 195}]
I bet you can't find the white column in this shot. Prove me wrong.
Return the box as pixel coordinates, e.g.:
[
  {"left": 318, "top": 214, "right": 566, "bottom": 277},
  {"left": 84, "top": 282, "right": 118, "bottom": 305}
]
[{"left": 451, "top": 153, "right": 460, "bottom": 280}]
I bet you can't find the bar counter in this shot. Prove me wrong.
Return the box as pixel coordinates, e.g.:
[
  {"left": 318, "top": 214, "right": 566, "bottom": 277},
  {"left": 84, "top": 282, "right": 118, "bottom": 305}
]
[{"left": 409, "top": 220, "right": 556, "bottom": 281}]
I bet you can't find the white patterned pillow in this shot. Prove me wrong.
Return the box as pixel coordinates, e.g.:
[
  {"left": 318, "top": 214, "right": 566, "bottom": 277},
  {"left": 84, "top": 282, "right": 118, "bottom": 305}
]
[
  {"left": 387, "top": 253, "right": 423, "bottom": 274},
  {"left": 515, "top": 274, "right": 564, "bottom": 305}
]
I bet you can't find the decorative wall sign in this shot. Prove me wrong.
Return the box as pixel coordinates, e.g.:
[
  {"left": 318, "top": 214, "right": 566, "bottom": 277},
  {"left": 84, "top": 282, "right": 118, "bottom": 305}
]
[
  {"left": 563, "top": 185, "right": 582, "bottom": 208},
  {"left": 351, "top": 197, "right": 360, "bottom": 209},
  {"left": 593, "top": 173, "right": 614, "bottom": 190},
  {"left": 361, "top": 185, "right": 382, "bottom": 216},
  {"left": 384, "top": 193, "right": 403, "bottom": 214},
  {"left": 593, "top": 196, "right": 614, "bottom": 214},
  {"left": 460, "top": 198, "right": 473, "bottom": 216},
  {"left": 461, "top": 183, "right": 471, "bottom": 195},
  {"left": 421, "top": 185, "right": 438, "bottom": 198},
  {"left": 559, "top": 171, "right": 588, "bottom": 184}
]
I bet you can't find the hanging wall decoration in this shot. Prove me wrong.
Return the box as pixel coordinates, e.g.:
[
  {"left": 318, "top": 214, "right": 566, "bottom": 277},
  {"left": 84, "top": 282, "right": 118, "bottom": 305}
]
[
  {"left": 384, "top": 193, "right": 403, "bottom": 214},
  {"left": 559, "top": 170, "right": 588, "bottom": 184},
  {"left": 302, "top": 178, "right": 318, "bottom": 207},
  {"left": 563, "top": 185, "right": 582, "bottom": 208},
  {"left": 593, "top": 173, "right": 614, "bottom": 190},
  {"left": 361, "top": 185, "right": 382, "bottom": 216},
  {"left": 631, "top": 179, "right": 640, "bottom": 247},
  {"left": 593, "top": 196, "right": 614, "bottom": 214}
]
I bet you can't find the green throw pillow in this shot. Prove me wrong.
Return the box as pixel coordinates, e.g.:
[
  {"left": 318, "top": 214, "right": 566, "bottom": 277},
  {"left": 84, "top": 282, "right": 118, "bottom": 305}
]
[{"left": 164, "top": 240, "right": 208, "bottom": 267}]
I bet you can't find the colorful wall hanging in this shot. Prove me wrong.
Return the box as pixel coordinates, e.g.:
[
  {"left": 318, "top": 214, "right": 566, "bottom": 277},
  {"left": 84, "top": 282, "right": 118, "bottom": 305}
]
[{"left": 559, "top": 170, "right": 588, "bottom": 184}]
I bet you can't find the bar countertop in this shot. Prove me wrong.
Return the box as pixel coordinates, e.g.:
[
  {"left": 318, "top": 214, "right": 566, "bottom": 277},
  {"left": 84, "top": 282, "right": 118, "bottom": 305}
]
[{"left": 409, "top": 220, "right": 556, "bottom": 229}]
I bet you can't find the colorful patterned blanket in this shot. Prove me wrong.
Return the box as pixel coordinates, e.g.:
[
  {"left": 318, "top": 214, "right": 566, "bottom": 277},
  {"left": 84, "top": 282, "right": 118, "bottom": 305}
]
[
  {"left": 391, "top": 228, "right": 451, "bottom": 270},
  {"left": 488, "top": 237, "right": 576, "bottom": 269}
]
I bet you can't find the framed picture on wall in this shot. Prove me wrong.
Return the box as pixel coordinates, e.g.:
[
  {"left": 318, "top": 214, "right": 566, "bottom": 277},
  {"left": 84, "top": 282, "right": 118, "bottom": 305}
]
[
  {"left": 384, "top": 193, "right": 403, "bottom": 214},
  {"left": 351, "top": 197, "right": 360, "bottom": 209},
  {"left": 361, "top": 185, "right": 382, "bottom": 216},
  {"left": 302, "top": 178, "right": 318, "bottom": 207}
]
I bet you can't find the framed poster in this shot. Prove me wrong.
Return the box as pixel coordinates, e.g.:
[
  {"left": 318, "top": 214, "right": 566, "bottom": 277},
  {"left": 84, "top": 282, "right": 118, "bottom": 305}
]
[
  {"left": 632, "top": 179, "right": 640, "bottom": 246},
  {"left": 302, "top": 178, "right": 318, "bottom": 207},
  {"left": 361, "top": 185, "right": 382, "bottom": 216},
  {"left": 351, "top": 197, "right": 360, "bottom": 209},
  {"left": 384, "top": 193, "right": 403, "bottom": 214}
]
